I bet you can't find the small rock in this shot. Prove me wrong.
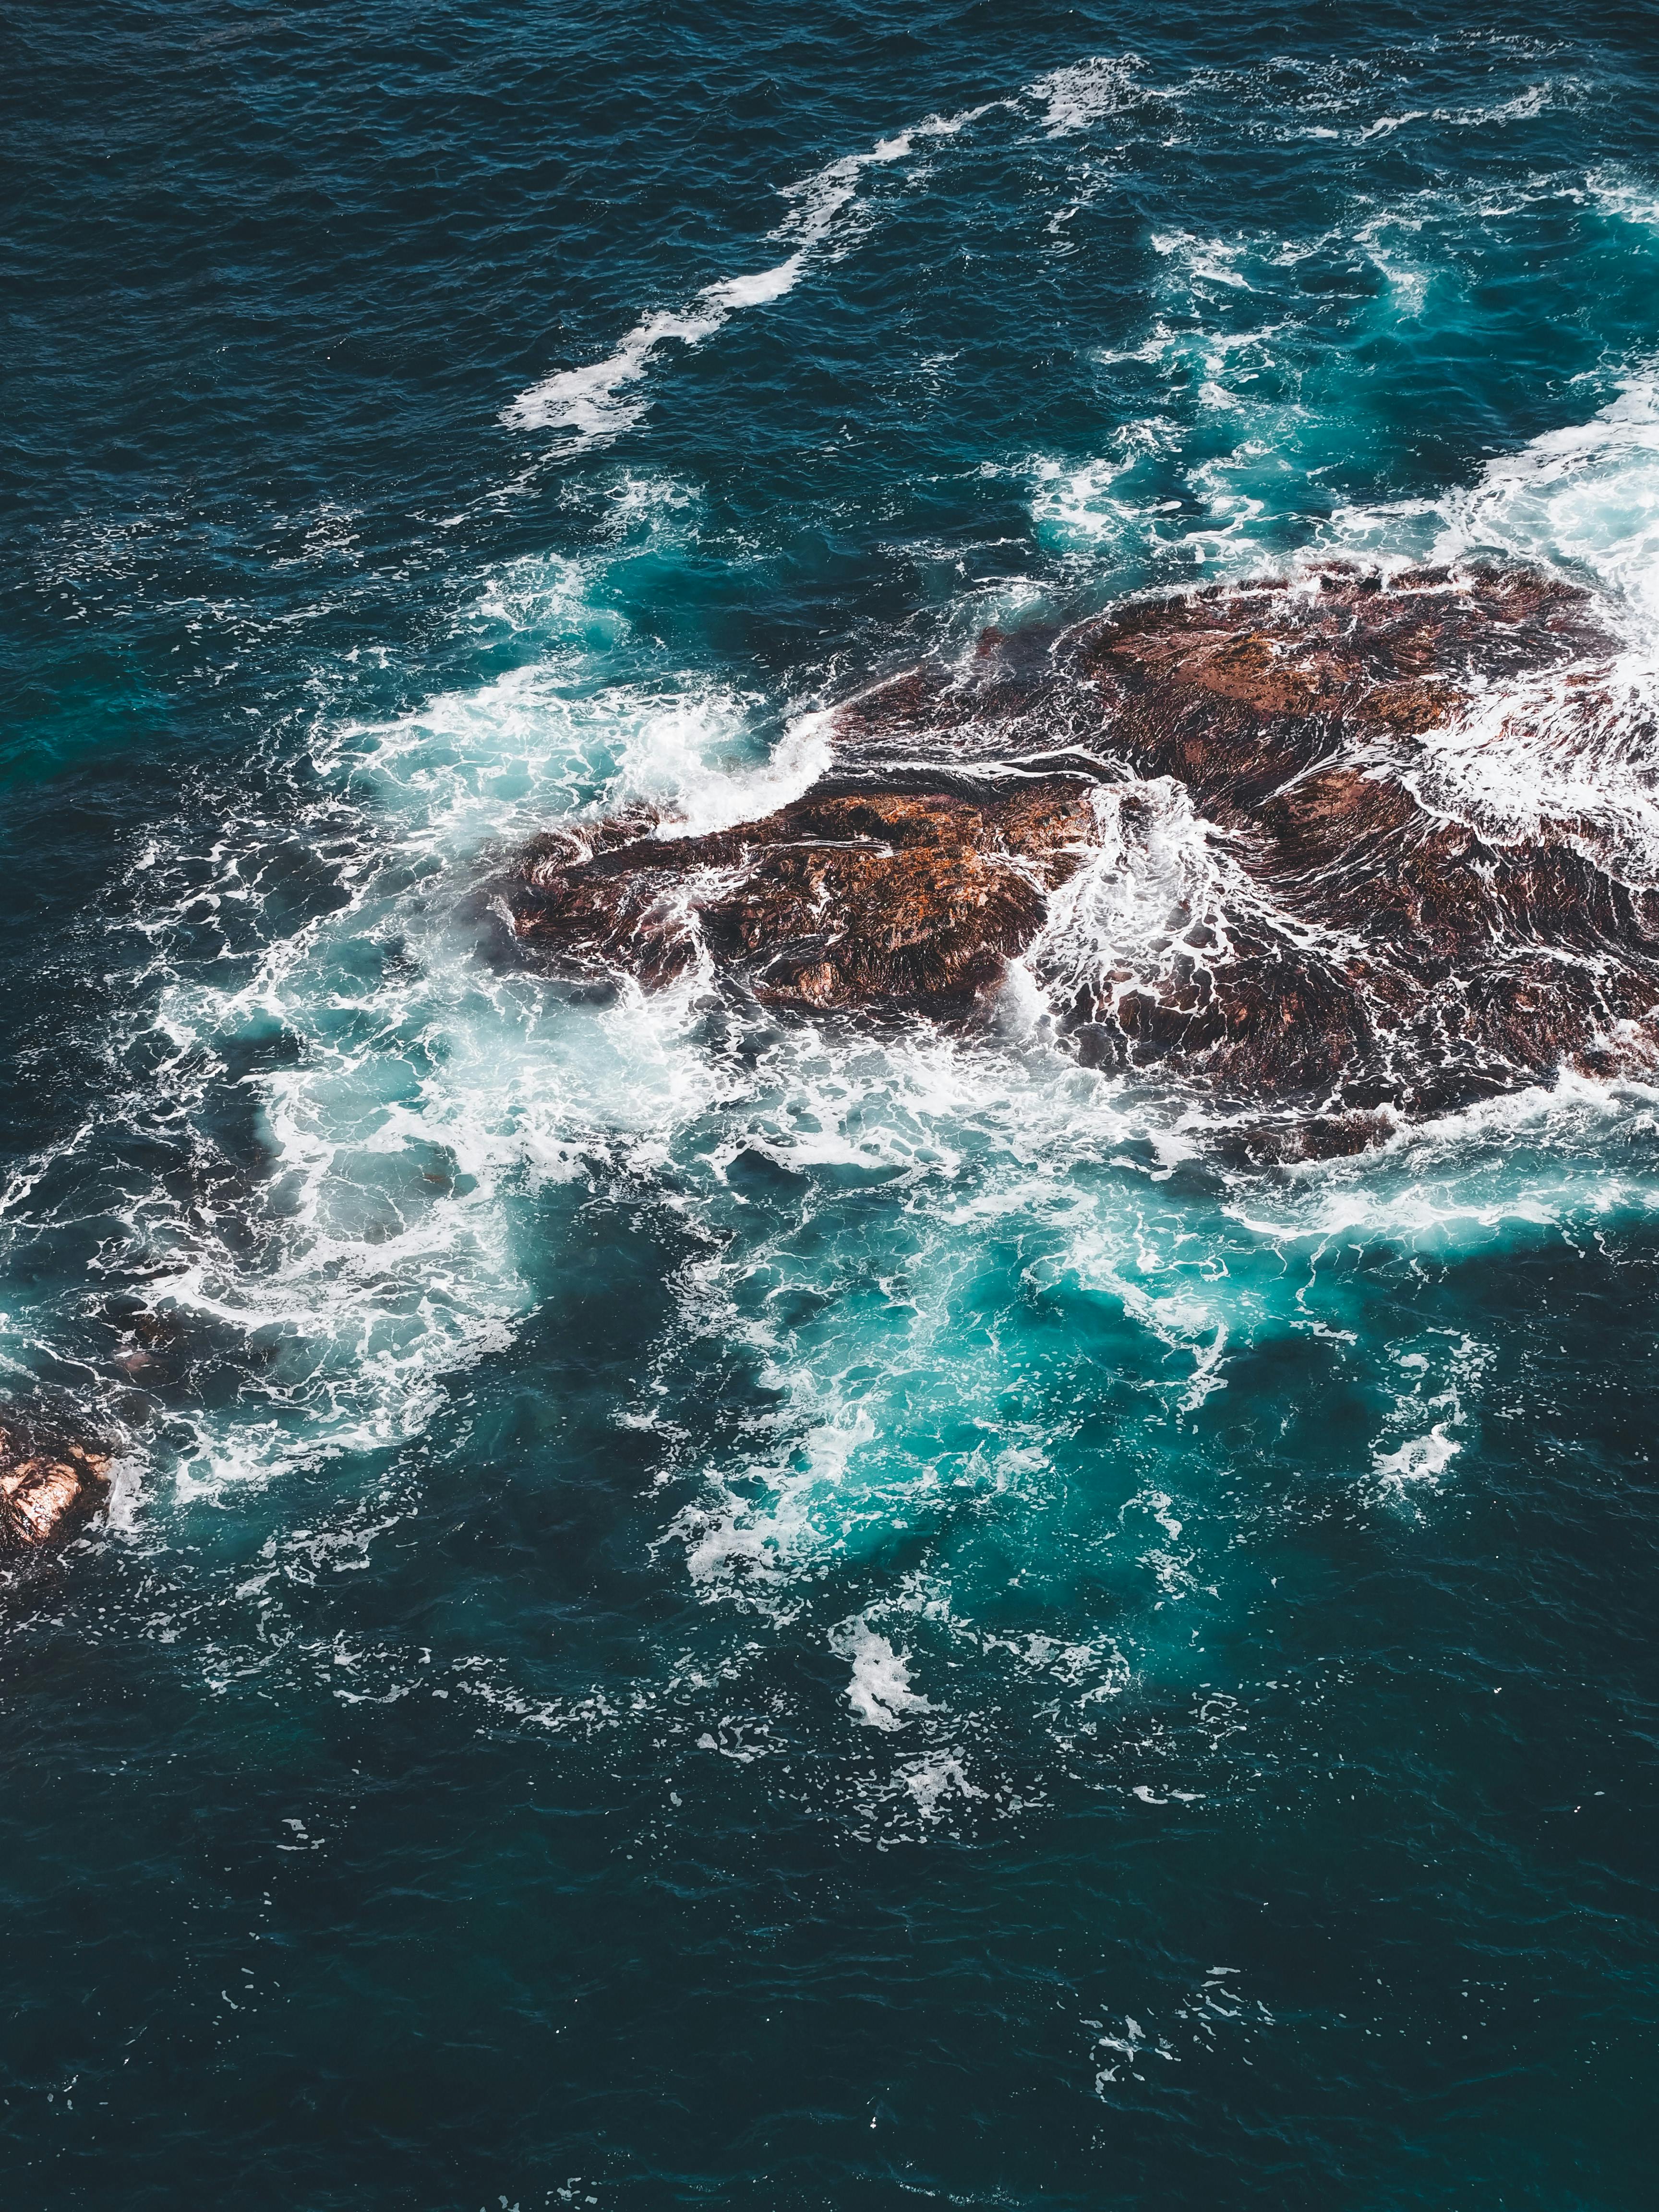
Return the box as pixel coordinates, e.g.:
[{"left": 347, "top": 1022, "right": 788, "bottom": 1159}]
[{"left": 0, "top": 1415, "right": 112, "bottom": 1560}]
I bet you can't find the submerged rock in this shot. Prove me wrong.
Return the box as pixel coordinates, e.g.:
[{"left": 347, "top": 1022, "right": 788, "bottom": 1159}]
[
  {"left": 513, "top": 564, "right": 1659, "bottom": 1122},
  {"left": 0, "top": 1414, "right": 112, "bottom": 1561}
]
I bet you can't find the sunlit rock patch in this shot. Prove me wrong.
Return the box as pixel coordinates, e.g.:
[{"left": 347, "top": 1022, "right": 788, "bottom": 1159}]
[{"left": 0, "top": 1414, "right": 111, "bottom": 1561}]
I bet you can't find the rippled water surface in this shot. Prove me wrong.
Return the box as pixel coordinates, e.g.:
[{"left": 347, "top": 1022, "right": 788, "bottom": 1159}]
[{"left": 5, "top": 4, "right": 1659, "bottom": 2205}]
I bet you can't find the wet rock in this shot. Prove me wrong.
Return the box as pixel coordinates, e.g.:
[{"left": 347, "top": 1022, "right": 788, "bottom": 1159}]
[
  {"left": 0, "top": 1413, "right": 112, "bottom": 1560},
  {"left": 1217, "top": 1111, "right": 1399, "bottom": 1169},
  {"left": 107, "top": 1299, "right": 192, "bottom": 1386},
  {"left": 1052, "top": 565, "right": 1659, "bottom": 1112},
  {"left": 516, "top": 778, "right": 1102, "bottom": 1011},
  {"left": 514, "top": 564, "right": 1659, "bottom": 1130}
]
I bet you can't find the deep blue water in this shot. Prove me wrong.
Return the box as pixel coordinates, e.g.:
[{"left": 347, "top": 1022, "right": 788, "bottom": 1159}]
[{"left": 5, "top": 4, "right": 1659, "bottom": 2205}]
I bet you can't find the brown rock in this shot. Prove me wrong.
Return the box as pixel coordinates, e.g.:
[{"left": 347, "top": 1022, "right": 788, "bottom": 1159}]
[
  {"left": 512, "top": 564, "right": 1659, "bottom": 1132},
  {"left": 0, "top": 1413, "right": 111, "bottom": 1560},
  {"left": 516, "top": 778, "right": 1102, "bottom": 1011}
]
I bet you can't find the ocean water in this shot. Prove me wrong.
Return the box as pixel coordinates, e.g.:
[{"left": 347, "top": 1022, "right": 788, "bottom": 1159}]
[{"left": 4, "top": 3, "right": 1659, "bottom": 2205}]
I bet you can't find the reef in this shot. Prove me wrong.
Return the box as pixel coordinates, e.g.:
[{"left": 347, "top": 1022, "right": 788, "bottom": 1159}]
[
  {"left": 512, "top": 564, "right": 1659, "bottom": 1121},
  {"left": 0, "top": 1412, "right": 112, "bottom": 1562}
]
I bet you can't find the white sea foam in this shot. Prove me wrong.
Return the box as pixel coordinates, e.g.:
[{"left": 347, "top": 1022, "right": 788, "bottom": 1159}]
[
  {"left": 1092, "top": 1968, "right": 1274, "bottom": 2093},
  {"left": 1033, "top": 175, "right": 1659, "bottom": 598},
  {"left": 6, "top": 488, "right": 859, "bottom": 1515},
  {"left": 1349, "top": 81, "right": 1568, "bottom": 144},
  {"left": 1371, "top": 1424, "right": 1461, "bottom": 1498},
  {"left": 1036, "top": 339, "right": 1659, "bottom": 873},
  {"left": 1353, "top": 212, "right": 1431, "bottom": 315},
  {"left": 505, "top": 104, "right": 993, "bottom": 445},
  {"left": 1407, "top": 658, "right": 1659, "bottom": 884},
  {"left": 1356, "top": 110, "right": 1430, "bottom": 143},
  {"left": 1588, "top": 169, "right": 1659, "bottom": 232},
  {"left": 58, "top": 360, "right": 1659, "bottom": 1566},
  {"left": 900, "top": 1751, "right": 986, "bottom": 1819},
  {"left": 1026, "top": 424, "right": 1181, "bottom": 555},
  {"left": 1150, "top": 230, "right": 1254, "bottom": 290},
  {"left": 647, "top": 1012, "right": 1659, "bottom": 1691},
  {"left": 1313, "top": 376, "right": 1659, "bottom": 874},
  {"left": 1430, "top": 377, "right": 1659, "bottom": 626},
  {"left": 504, "top": 295, "right": 745, "bottom": 443},
  {"left": 1026, "top": 54, "right": 1149, "bottom": 138},
  {"left": 833, "top": 1618, "right": 934, "bottom": 1730},
  {"left": 1307, "top": 356, "right": 1659, "bottom": 641}
]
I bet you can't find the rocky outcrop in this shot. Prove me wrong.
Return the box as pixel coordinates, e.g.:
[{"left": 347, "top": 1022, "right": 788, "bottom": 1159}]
[
  {"left": 516, "top": 779, "right": 1101, "bottom": 1012},
  {"left": 512, "top": 564, "right": 1659, "bottom": 1120},
  {"left": 0, "top": 1414, "right": 111, "bottom": 1562}
]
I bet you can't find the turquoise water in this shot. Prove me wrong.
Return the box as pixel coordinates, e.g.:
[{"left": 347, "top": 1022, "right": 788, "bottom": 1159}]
[{"left": 5, "top": 5, "right": 1659, "bottom": 2204}]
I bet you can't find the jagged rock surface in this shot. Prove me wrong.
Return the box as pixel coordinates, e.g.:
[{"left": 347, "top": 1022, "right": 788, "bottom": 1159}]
[
  {"left": 512, "top": 565, "right": 1659, "bottom": 1118},
  {"left": 516, "top": 780, "right": 1101, "bottom": 1010}
]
